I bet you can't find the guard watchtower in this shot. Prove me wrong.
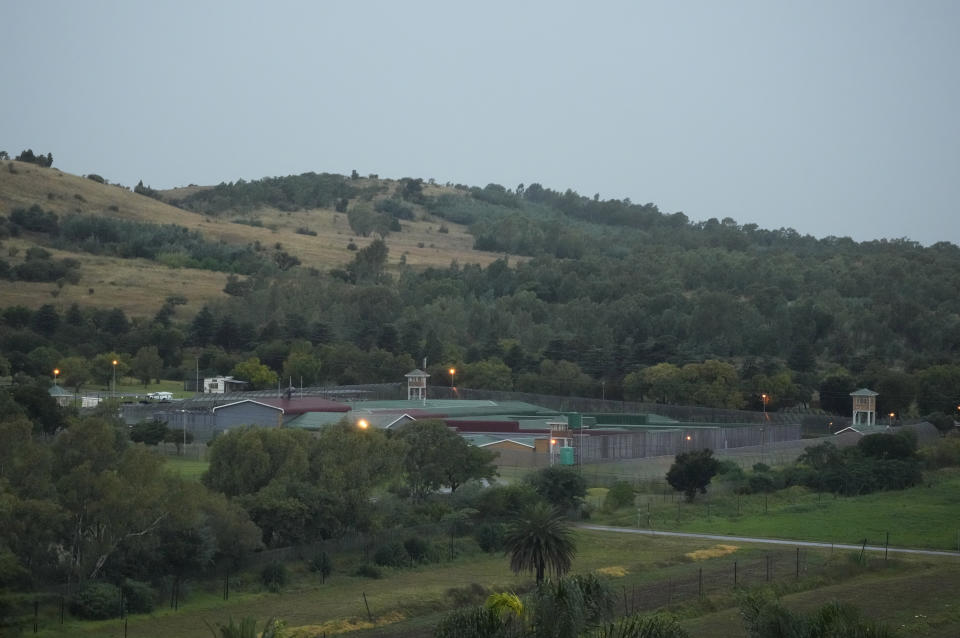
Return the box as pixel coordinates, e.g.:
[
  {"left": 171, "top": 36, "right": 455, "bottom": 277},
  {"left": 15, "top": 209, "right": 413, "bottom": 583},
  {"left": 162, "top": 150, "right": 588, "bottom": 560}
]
[
  {"left": 850, "top": 388, "right": 878, "bottom": 425},
  {"left": 405, "top": 369, "right": 429, "bottom": 401}
]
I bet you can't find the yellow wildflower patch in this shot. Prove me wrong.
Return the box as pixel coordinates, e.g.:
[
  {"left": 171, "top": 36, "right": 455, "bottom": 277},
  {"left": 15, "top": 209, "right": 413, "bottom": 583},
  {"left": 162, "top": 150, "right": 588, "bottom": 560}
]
[
  {"left": 286, "top": 611, "right": 405, "bottom": 637},
  {"left": 684, "top": 544, "right": 738, "bottom": 561},
  {"left": 595, "top": 566, "right": 629, "bottom": 577}
]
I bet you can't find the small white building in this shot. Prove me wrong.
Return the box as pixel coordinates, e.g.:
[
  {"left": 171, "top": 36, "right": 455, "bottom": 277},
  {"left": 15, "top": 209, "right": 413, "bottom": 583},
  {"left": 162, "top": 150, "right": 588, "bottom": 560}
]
[{"left": 203, "top": 376, "right": 248, "bottom": 394}]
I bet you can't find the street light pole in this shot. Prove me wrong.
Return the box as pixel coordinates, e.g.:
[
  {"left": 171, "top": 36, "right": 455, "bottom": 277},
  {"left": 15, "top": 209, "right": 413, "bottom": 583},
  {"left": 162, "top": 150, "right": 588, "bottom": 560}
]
[
  {"left": 761, "top": 393, "right": 768, "bottom": 422},
  {"left": 53, "top": 368, "right": 60, "bottom": 387},
  {"left": 448, "top": 367, "right": 456, "bottom": 398},
  {"left": 112, "top": 359, "right": 118, "bottom": 399}
]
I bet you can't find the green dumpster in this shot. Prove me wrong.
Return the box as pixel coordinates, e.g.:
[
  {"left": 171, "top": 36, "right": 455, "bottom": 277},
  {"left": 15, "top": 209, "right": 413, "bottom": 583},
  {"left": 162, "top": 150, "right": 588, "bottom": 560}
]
[{"left": 559, "top": 447, "right": 575, "bottom": 465}]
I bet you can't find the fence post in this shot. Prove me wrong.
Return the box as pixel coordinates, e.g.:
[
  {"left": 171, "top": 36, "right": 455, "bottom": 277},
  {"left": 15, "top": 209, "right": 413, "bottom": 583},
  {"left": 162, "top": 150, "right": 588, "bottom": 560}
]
[
  {"left": 362, "top": 592, "right": 373, "bottom": 622},
  {"left": 796, "top": 547, "right": 800, "bottom": 578},
  {"left": 734, "top": 560, "right": 737, "bottom": 588},
  {"left": 698, "top": 568, "right": 703, "bottom": 599}
]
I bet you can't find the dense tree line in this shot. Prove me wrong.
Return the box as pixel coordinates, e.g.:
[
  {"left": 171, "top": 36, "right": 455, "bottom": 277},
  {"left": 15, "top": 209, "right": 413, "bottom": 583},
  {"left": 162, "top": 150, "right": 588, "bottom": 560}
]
[
  {"left": 13, "top": 148, "right": 54, "bottom": 167},
  {"left": 3, "top": 206, "right": 272, "bottom": 275},
  {"left": 3, "top": 171, "right": 960, "bottom": 415},
  {"left": 172, "top": 172, "right": 360, "bottom": 214},
  {"left": 0, "top": 391, "right": 262, "bottom": 616}
]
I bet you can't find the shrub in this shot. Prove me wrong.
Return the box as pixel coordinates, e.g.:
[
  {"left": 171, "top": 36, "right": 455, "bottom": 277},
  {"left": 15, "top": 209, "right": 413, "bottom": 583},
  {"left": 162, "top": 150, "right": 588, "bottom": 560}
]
[
  {"left": 295, "top": 227, "right": 317, "bottom": 236},
  {"left": 373, "top": 541, "right": 409, "bottom": 567},
  {"left": 474, "top": 522, "right": 507, "bottom": 553},
  {"left": 260, "top": 562, "right": 288, "bottom": 592},
  {"left": 354, "top": 564, "right": 382, "bottom": 579},
  {"left": 121, "top": 579, "right": 155, "bottom": 614},
  {"left": 308, "top": 551, "right": 333, "bottom": 583},
  {"left": 403, "top": 537, "right": 430, "bottom": 563},
  {"left": 70, "top": 581, "right": 121, "bottom": 620},
  {"left": 921, "top": 438, "right": 960, "bottom": 469},
  {"left": 603, "top": 481, "right": 636, "bottom": 511},
  {"left": 87, "top": 174, "right": 105, "bottom": 184}
]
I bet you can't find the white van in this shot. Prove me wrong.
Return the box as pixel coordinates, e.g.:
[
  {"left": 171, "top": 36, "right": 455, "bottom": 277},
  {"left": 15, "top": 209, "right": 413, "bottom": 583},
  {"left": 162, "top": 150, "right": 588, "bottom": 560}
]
[{"left": 146, "top": 391, "right": 174, "bottom": 401}]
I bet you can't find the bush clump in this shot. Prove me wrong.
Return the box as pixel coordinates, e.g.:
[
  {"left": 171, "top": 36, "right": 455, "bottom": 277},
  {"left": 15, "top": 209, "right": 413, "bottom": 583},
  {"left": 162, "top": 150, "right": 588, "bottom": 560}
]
[
  {"left": 70, "top": 581, "right": 121, "bottom": 620},
  {"left": 308, "top": 551, "right": 333, "bottom": 583},
  {"left": 603, "top": 481, "right": 636, "bottom": 511},
  {"left": 121, "top": 579, "right": 155, "bottom": 614},
  {"left": 260, "top": 562, "right": 288, "bottom": 592},
  {"left": 354, "top": 564, "right": 382, "bottom": 579},
  {"left": 474, "top": 522, "right": 507, "bottom": 553},
  {"left": 373, "top": 541, "right": 409, "bottom": 567},
  {"left": 403, "top": 537, "right": 430, "bottom": 563}
]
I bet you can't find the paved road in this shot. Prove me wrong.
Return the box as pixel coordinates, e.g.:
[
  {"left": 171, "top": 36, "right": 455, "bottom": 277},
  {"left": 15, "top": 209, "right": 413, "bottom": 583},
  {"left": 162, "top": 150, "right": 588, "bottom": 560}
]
[{"left": 577, "top": 524, "right": 960, "bottom": 558}]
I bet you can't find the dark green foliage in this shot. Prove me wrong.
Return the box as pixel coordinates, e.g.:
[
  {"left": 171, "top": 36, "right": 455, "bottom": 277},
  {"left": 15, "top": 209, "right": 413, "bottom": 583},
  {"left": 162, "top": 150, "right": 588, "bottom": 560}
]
[
  {"left": 474, "top": 522, "right": 508, "bottom": 553},
  {"left": 666, "top": 449, "right": 720, "bottom": 502},
  {"left": 10, "top": 205, "right": 59, "bottom": 234},
  {"left": 295, "top": 226, "right": 317, "bottom": 236},
  {"left": 375, "top": 198, "right": 414, "bottom": 220},
  {"left": 603, "top": 481, "right": 636, "bottom": 511},
  {"left": 474, "top": 484, "right": 540, "bottom": 519},
  {"left": 70, "top": 581, "right": 121, "bottom": 620},
  {"left": 925, "top": 412, "right": 956, "bottom": 438},
  {"left": 10, "top": 253, "right": 81, "bottom": 283},
  {"left": 395, "top": 420, "right": 497, "bottom": 497},
  {"left": 374, "top": 541, "right": 409, "bottom": 567},
  {"left": 739, "top": 589, "right": 895, "bottom": 638},
  {"left": 48, "top": 215, "right": 268, "bottom": 274},
  {"left": 121, "top": 578, "right": 155, "bottom": 614},
  {"left": 594, "top": 612, "right": 690, "bottom": 638},
  {"left": 505, "top": 503, "right": 576, "bottom": 585},
  {"left": 87, "top": 173, "right": 106, "bottom": 183},
  {"left": 176, "top": 172, "right": 356, "bottom": 214},
  {"left": 353, "top": 564, "right": 382, "bottom": 579},
  {"left": 15, "top": 149, "right": 53, "bottom": 167},
  {"left": 260, "top": 561, "right": 287, "bottom": 592},
  {"left": 205, "top": 616, "right": 281, "bottom": 638},
  {"left": 134, "top": 180, "right": 162, "bottom": 200},
  {"left": 404, "top": 536, "right": 430, "bottom": 563},
  {"left": 527, "top": 466, "right": 587, "bottom": 513},
  {"left": 308, "top": 551, "right": 333, "bottom": 583},
  {"left": 856, "top": 432, "right": 915, "bottom": 460},
  {"left": 346, "top": 238, "right": 388, "bottom": 283},
  {"left": 129, "top": 420, "right": 169, "bottom": 445},
  {"left": 433, "top": 605, "right": 506, "bottom": 638}
]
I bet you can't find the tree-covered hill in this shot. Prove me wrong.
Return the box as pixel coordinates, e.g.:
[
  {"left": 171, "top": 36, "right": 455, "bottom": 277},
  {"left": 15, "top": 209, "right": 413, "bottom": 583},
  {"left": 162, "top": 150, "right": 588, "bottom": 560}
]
[{"left": 1, "top": 159, "right": 958, "bottom": 415}]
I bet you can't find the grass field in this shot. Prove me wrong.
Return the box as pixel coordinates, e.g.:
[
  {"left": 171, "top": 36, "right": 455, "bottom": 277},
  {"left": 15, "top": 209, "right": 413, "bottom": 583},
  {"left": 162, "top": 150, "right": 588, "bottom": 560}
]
[
  {"left": 590, "top": 468, "right": 960, "bottom": 552},
  {"left": 32, "top": 528, "right": 960, "bottom": 638},
  {"left": 163, "top": 456, "right": 209, "bottom": 481}
]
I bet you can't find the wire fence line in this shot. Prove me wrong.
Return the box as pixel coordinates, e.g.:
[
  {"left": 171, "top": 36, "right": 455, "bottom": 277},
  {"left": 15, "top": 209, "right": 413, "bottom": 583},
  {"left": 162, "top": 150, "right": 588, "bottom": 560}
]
[{"left": 351, "top": 547, "right": 848, "bottom": 638}]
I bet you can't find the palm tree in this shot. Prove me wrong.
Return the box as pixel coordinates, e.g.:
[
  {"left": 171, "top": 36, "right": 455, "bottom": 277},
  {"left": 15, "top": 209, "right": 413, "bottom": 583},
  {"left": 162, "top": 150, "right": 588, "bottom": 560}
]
[{"left": 504, "top": 502, "right": 576, "bottom": 586}]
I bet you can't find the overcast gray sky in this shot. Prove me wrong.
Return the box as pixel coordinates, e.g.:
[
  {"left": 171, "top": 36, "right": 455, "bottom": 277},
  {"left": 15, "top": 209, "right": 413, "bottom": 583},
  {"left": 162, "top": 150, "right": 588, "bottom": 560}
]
[{"left": 3, "top": 1, "right": 958, "bottom": 245}]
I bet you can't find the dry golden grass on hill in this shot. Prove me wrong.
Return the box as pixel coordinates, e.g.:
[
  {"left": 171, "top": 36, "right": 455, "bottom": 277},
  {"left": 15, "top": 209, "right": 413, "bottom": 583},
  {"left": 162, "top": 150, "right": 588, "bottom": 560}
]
[
  {"left": 0, "top": 237, "right": 229, "bottom": 318},
  {"left": 0, "top": 161, "right": 509, "bottom": 315}
]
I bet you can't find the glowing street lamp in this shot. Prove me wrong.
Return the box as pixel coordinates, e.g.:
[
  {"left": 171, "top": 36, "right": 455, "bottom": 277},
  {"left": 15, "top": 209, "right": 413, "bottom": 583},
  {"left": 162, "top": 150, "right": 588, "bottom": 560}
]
[
  {"left": 761, "top": 393, "right": 768, "bottom": 420},
  {"left": 889, "top": 412, "right": 895, "bottom": 425},
  {"left": 112, "top": 359, "right": 118, "bottom": 398},
  {"left": 448, "top": 367, "right": 456, "bottom": 392},
  {"left": 53, "top": 368, "right": 60, "bottom": 387},
  {"left": 357, "top": 419, "right": 369, "bottom": 429}
]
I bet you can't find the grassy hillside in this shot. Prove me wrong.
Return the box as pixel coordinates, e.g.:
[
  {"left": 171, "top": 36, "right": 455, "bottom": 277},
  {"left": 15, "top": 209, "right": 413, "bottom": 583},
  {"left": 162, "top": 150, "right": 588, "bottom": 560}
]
[{"left": 0, "top": 161, "right": 505, "bottom": 316}]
